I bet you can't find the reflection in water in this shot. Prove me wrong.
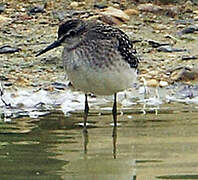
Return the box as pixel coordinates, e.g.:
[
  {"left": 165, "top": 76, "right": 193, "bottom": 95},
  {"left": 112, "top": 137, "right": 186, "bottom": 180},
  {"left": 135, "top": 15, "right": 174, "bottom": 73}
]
[
  {"left": 83, "top": 129, "right": 88, "bottom": 154},
  {"left": 112, "top": 126, "right": 117, "bottom": 159},
  {"left": 0, "top": 119, "right": 66, "bottom": 180},
  {"left": 82, "top": 126, "right": 118, "bottom": 159},
  {"left": 1, "top": 104, "right": 198, "bottom": 179},
  {"left": 82, "top": 93, "right": 118, "bottom": 158}
]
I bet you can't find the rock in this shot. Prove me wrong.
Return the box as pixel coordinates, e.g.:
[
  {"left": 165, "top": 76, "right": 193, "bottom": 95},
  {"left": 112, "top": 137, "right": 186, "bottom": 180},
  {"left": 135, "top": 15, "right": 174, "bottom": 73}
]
[
  {"left": 99, "top": 14, "right": 123, "bottom": 25},
  {"left": 183, "top": 0, "right": 194, "bottom": 13},
  {"left": 170, "top": 67, "right": 198, "bottom": 82},
  {"left": 177, "top": 26, "right": 198, "bottom": 35},
  {"left": 147, "top": 40, "right": 170, "bottom": 48},
  {"left": 164, "top": 34, "right": 178, "bottom": 43},
  {"left": 153, "top": 24, "right": 168, "bottom": 31},
  {"left": 53, "top": 10, "right": 69, "bottom": 21},
  {"left": 147, "top": 79, "right": 159, "bottom": 87},
  {"left": 137, "top": 3, "right": 162, "bottom": 13},
  {"left": 0, "top": 75, "right": 8, "bottom": 81},
  {"left": 16, "top": 77, "right": 30, "bottom": 87},
  {"left": 4, "top": 82, "right": 13, "bottom": 87},
  {"left": 100, "top": 7, "right": 130, "bottom": 22},
  {"left": 148, "top": 70, "right": 159, "bottom": 76},
  {"left": 20, "top": 8, "right": 26, "bottom": 12},
  {"left": 164, "top": 6, "right": 180, "bottom": 17},
  {"left": 194, "top": 16, "right": 198, "bottom": 20},
  {"left": 182, "top": 55, "right": 197, "bottom": 60},
  {"left": 0, "top": 15, "right": 11, "bottom": 23},
  {"left": 157, "top": 45, "right": 187, "bottom": 53},
  {"left": 70, "top": 1, "right": 79, "bottom": 8},
  {"left": 124, "top": 9, "right": 139, "bottom": 16},
  {"left": 175, "top": 19, "right": 195, "bottom": 25},
  {"left": 0, "top": 3, "right": 5, "bottom": 13},
  {"left": 193, "top": 10, "right": 198, "bottom": 15},
  {"left": 159, "top": 81, "right": 168, "bottom": 87},
  {"left": 28, "top": 6, "right": 45, "bottom": 15},
  {"left": 94, "top": 3, "right": 107, "bottom": 9},
  {"left": 51, "top": 82, "right": 67, "bottom": 90},
  {"left": 0, "top": 45, "right": 21, "bottom": 54}
]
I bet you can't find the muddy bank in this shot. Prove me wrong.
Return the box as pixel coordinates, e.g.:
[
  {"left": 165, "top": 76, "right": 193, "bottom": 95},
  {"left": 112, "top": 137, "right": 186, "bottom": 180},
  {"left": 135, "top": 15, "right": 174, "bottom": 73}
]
[{"left": 1, "top": 1, "right": 198, "bottom": 88}]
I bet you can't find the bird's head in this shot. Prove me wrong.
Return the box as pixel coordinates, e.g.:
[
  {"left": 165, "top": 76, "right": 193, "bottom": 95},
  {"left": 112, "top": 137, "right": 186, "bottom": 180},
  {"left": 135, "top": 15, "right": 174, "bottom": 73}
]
[{"left": 36, "top": 19, "right": 86, "bottom": 57}]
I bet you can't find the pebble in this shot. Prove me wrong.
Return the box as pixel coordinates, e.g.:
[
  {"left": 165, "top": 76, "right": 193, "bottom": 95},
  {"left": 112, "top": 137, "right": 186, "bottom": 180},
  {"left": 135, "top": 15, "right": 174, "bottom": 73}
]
[
  {"left": 70, "top": 2, "right": 79, "bottom": 8},
  {"left": 101, "top": 6, "right": 130, "bottom": 22},
  {"left": 159, "top": 81, "right": 168, "bottom": 87},
  {"left": 148, "top": 70, "right": 159, "bottom": 76},
  {"left": 194, "top": 15, "right": 198, "bottom": 20},
  {"left": 0, "top": 75, "right": 8, "bottom": 81},
  {"left": 153, "top": 24, "right": 169, "bottom": 30},
  {"left": 147, "top": 79, "right": 159, "bottom": 87},
  {"left": 127, "top": 115, "right": 133, "bottom": 119},
  {"left": 182, "top": 55, "right": 197, "bottom": 60},
  {"left": 20, "top": 8, "right": 26, "bottom": 12},
  {"left": 0, "top": 45, "right": 21, "bottom": 54},
  {"left": 28, "top": 6, "right": 45, "bottom": 15},
  {"left": 148, "top": 40, "right": 170, "bottom": 48},
  {"left": 0, "top": 15, "right": 11, "bottom": 22},
  {"left": 157, "top": 45, "right": 187, "bottom": 53},
  {"left": 94, "top": 4, "right": 107, "bottom": 9},
  {"left": 171, "top": 68, "right": 198, "bottom": 82},
  {"left": 0, "top": 3, "right": 5, "bottom": 13},
  {"left": 177, "top": 26, "right": 198, "bottom": 35},
  {"left": 183, "top": 0, "right": 194, "bottom": 13},
  {"left": 165, "top": 6, "right": 180, "bottom": 17},
  {"left": 99, "top": 14, "right": 123, "bottom": 25},
  {"left": 51, "top": 82, "right": 67, "bottom": 90},
  {"left": 124, "top": 9, "right": 139, "bottom": 16},
  {"left": 137, "top": 3, "right": 162, "bottom": 13},
  {"left": 193, "top": 10, "right": 198, "bottom": 14}
]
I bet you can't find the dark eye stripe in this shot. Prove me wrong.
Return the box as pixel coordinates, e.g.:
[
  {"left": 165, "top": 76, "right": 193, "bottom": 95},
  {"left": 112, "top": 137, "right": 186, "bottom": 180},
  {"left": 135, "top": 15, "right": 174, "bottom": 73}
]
[
  {"left": 58, "top": 19, "right": 86, "bottom": 38},
  {"left": 58, "top": 19, "right": 79, "bottom": 38}
]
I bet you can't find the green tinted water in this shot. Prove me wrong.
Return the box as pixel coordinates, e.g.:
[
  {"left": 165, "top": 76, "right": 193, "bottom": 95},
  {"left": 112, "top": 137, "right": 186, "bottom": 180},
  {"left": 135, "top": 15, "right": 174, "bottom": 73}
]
[{"left": 1, "top": 103, "right": 198, "bottom": 180}]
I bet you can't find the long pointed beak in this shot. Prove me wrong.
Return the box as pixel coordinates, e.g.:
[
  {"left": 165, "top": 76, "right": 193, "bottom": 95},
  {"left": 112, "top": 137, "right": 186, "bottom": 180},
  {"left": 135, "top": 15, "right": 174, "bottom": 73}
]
[{"left": 35, "top": 39, "right": 62, "bottom": 57}]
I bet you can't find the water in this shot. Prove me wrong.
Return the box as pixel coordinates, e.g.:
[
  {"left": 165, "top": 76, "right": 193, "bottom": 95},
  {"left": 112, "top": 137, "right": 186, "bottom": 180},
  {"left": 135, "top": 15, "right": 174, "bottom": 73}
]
[{"left": 1, "top": 103, "right": 198, "bottom": 180}]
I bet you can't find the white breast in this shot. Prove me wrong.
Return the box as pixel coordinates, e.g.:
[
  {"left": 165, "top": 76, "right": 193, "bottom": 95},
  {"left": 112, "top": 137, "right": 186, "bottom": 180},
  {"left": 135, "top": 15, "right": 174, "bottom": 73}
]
[{"left": 66, "top": 57, "right": 137, "bottom": 95}]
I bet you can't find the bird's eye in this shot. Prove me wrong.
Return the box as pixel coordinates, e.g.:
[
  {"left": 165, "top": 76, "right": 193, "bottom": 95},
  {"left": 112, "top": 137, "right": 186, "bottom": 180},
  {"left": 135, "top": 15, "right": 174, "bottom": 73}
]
[{"left": 69, "top": 30, "right": 76, "bottom": 36}]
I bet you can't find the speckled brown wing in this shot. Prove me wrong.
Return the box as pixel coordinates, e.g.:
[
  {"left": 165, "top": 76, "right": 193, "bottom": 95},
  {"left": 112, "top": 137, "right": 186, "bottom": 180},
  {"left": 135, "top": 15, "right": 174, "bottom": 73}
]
[{"left": 86, "top": 23, "right": 139, "bottom": 69}]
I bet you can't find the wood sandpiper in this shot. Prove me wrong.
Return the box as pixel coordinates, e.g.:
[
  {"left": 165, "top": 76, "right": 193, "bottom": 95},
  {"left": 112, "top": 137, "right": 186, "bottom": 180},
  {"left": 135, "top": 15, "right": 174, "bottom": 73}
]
[{"left": 36, "top": 19, "right": 139, "bottom": 129}]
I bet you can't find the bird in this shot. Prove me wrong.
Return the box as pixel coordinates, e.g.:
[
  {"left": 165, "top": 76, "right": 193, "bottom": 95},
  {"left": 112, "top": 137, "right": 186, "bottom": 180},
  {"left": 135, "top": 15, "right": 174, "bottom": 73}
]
[{"left": 36, "top": 18, "right": 139, "bottom": 129}]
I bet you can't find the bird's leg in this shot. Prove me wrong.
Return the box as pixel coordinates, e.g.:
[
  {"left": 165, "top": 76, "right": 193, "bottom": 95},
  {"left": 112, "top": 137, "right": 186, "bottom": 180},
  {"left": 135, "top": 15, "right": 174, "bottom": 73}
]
[
  {"left": 112, "top": 93, "right": 117, "bottom": 158},
  {"left": 84, "top": 94, "right": 89, "bottom": 129},
  {"left": 83, "top": 127, "right": 89, "bottom": 154},
  {"left": 112, "top": 93, "right": 117, "bottom": 127}
]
